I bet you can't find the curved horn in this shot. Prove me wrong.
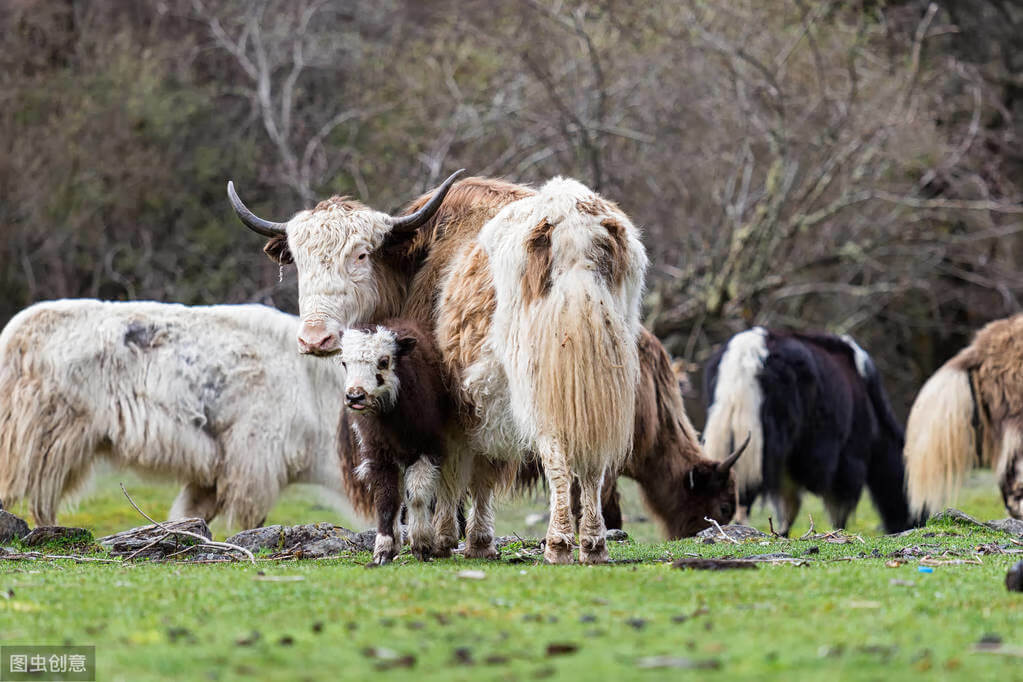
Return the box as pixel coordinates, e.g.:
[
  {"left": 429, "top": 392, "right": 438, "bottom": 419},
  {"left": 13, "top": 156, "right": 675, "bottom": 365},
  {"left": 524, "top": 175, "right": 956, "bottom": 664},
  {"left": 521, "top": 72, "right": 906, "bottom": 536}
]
[
  {"left": 389, "top": 169, "right": 466, "bottom": 233},
  {"left": 227, "top": 181, "right": 288, "bottom": 237},
  {"left": 717, "top": 431, "right": 752, "bottom": 474}
]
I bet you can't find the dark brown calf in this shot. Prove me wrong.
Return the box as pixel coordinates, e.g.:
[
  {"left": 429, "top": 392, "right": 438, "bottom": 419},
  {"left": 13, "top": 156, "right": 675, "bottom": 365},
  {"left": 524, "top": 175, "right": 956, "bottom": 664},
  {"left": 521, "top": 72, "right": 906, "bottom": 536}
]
[{"left": 340, "top": 319, "right": 453, "bottom": 565}]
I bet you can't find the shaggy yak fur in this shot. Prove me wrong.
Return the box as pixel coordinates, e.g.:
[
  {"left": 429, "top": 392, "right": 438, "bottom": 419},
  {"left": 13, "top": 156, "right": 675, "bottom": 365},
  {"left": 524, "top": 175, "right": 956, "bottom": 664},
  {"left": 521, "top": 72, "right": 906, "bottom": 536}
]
[
  {"left": 518, "top": 328, "right": 745, "bottom": 538},
  {"left": 340, "top": 319, "right": 452, "bottom": 564},
  {"left": 905, "top": 314, "right": 1023, "bottom": 519},
  {"left": 703, "top": 327, "right": 913, "bottom": 535},
  {"left": 0, "top": 300, "right": 363, "bottom": 528},
  {"left": 230, "top": 172, "right": 648, "bottom": 563}
]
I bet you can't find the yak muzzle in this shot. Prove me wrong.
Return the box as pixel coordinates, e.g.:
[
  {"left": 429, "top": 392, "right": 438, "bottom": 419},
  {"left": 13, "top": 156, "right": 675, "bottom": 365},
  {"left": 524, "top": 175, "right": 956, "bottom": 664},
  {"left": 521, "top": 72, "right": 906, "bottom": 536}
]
[{"left": 298, "top": 320, "right": 339, "bottom": 356}]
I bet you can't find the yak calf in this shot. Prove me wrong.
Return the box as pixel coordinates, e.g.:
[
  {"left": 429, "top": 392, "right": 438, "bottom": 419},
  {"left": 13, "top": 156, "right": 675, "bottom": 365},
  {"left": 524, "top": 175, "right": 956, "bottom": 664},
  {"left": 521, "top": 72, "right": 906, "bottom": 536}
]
[{"left": 341, "top": 320, "right": 451, "bottom": 565}]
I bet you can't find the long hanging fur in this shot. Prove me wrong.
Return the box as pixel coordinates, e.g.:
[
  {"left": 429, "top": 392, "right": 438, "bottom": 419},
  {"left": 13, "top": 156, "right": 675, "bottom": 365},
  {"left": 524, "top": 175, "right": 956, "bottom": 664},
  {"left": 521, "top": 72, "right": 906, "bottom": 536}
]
[
  {"left": 0, "top": 299, "right": 364, "bottom": 527},
  {"left": 905, "top": 314, "right": 1023, "bottom": 518},
  {"left": 702, "top": 327, "right": 769, "bottom": 493},
  {"left": 904, "top": 364, "right": 977, "bottom": 518},
  {"left": 481, "top": 178, "right": 647, "bottom": 476}
]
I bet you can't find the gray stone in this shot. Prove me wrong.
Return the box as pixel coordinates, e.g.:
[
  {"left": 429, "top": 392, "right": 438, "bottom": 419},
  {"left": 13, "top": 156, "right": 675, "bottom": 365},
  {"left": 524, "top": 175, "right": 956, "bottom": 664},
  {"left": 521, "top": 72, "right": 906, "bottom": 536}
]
[
  {"left": 21, "top": 526, "right": 93, "bottom": 548},
  {"left": 606, "top": 529, "right": 629, "bottom": 542},
  {"left": 0, "top": 511, "right": 30, "bottom": 543},
  {"left": 98, "top": 518, "right": 212, "bottom": 559},
  {"left": 985, "top": 518, "right": 1023, "bottom": 536}
]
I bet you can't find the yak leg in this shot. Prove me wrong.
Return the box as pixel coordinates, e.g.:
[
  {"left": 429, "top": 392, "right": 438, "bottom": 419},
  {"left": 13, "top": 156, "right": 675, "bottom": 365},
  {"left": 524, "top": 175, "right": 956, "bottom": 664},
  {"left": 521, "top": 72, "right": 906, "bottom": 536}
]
[
  {"left": 406, "top": 457, "right": 439, "bottom": 560},
  {"left": 464, "top": 457, "right": 502, "bottom": 559},
  {"left": 169, "top": 483, "right": 221, "bottom": 523},
  {"left": 577, "top": 469, "right": 610, "bottom": 564},
  {"left": 433, "top": 447, "right": 472, "bottom": 558},
  {"left": 771, "top": 478, "right": 802, "bottom": 537},
  {"left": 824, "top": 496, "right": 857, "bottom": 530},
  {"left": 538, "top": 438, "right": 575, "bottom": 564},
  {"left": 371, "top": 463, "right": 403, "bottom": 566}
]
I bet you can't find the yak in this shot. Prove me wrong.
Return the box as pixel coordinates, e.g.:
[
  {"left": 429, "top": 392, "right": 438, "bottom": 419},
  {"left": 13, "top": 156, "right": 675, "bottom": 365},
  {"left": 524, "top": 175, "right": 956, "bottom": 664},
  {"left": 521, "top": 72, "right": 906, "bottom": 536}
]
[
  {"left": 340, "top": 320, "right": 452, "bottom": 564},
  {"left": 229, "top": 172, "right": 648, "bottom": 563},
  {"left": 0, "top": 299, "right": 356, "bottom": 528},
  {"left": 905, "top": 314, "right": 1023, "bottom": 519},
  {"left": 702, "top": 327, "right": 913, "bottom": 535}
]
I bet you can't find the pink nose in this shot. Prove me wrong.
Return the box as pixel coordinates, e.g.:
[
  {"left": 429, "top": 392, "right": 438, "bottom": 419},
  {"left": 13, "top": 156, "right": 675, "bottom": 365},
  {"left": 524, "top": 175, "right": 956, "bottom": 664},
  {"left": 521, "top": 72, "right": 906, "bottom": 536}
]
[{"left": 298, "top": 321, "right": 338, "bottom": 355}]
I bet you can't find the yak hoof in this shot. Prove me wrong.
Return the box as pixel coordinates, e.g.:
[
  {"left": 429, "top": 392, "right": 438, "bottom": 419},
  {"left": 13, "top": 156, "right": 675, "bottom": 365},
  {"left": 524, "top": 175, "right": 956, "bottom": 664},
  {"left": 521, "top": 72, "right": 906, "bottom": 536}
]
[
  {"left": 544, "top": 533, "right": 574, "bottom": 565},
  {"left": 464, "top": 543, "right": 499, "bottom": 560},
  {"left": 579, "top": 536, "right": 608, "bottom": 564},
  {"left": 411, "top": 543, "right": 435, "bottom": 562}
]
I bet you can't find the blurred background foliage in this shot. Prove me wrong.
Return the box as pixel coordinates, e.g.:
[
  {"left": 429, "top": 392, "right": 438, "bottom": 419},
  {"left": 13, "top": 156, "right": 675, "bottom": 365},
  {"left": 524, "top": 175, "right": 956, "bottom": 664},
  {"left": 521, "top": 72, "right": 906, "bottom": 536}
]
[{"left": 1, "top": 0, "right": 1021, "bottom": 418}]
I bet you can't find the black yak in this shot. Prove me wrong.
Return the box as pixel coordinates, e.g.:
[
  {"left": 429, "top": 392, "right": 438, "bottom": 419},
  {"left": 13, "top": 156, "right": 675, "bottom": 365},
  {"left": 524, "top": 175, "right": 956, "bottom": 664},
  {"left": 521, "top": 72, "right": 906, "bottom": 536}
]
[{"left": 702, "top": 328, "right": 913, "bottom": 535}]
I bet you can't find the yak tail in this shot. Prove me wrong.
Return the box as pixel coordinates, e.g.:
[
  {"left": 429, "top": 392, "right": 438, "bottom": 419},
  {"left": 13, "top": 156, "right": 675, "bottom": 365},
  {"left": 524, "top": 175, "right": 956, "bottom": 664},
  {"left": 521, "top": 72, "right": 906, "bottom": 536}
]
[
  {"left": 522, "top": 271, "right": 640, "bottom": 476},
  {"left": 0, "top": 317, "right": 95, "bottom": 526},
  {"left": 852, "top": 342, "right": 914, "bottom": 531},
  {"left": 904, "top": 363, "right": 977, "bottom": 520},
  {"left": 702, "top": 328, "right": 769, "bottom": 494}
]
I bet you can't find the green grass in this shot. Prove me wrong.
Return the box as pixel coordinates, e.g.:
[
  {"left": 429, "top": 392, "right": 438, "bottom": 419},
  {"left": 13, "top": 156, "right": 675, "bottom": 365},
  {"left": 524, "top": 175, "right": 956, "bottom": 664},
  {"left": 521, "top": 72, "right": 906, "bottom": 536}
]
[{"left": 1, "top": 470, "right": 1020, "bottom": 681}]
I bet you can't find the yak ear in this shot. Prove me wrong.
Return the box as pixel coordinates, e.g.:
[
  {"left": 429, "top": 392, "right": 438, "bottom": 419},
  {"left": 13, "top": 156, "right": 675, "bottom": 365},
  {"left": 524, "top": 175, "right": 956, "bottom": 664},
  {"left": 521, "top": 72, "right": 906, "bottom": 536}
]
[
  {"left": 263, "top": 235, "right": 294, "bottom": 265},
  {"left": 395, "top": 335, "right": 417, "bottom": 357}
]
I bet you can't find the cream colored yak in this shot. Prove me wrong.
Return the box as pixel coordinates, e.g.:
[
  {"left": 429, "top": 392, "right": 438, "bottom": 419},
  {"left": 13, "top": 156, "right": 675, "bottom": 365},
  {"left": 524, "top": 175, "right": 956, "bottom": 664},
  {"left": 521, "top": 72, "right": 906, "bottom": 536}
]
[
  {"left": 905, "top": 313, "right": 1023, "bottom": 519},
  {"left": 229, "top": 172, "right": 648, "bottom": 563},
  {"left": 0, "top": 300, "right": 348, "bottom": 527}
]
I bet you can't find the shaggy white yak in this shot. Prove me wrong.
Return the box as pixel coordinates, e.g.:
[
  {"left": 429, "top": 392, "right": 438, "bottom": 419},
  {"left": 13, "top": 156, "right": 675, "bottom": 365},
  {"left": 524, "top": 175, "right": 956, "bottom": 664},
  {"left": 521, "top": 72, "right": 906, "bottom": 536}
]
[{"left": 0, "top": 299, "right": 348, "bottom": 528}]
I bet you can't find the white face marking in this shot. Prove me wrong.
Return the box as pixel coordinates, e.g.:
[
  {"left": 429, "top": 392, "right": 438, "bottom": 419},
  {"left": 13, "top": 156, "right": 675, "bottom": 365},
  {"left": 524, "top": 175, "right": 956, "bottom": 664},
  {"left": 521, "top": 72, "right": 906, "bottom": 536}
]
[
  {"left": 340, "top": 327, "right": 400, "bottom": 414},
  {"left": 286, "top": 204, "right": 394, "bottom": 338}
]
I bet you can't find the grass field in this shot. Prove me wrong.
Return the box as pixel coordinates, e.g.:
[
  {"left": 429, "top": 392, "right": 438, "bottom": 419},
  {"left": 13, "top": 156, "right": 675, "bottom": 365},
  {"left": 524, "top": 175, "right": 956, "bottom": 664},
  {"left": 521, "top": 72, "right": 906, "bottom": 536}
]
[{"left": 1, "top": 469, "right": 1020, "bottom": 681}]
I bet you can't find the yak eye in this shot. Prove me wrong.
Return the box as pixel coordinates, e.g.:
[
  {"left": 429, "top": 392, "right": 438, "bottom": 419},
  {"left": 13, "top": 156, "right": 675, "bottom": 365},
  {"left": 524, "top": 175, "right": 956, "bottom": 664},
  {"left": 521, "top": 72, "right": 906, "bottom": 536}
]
[
  {"left": 377, "top": 357, "right": 389, "bottom": 370},
  {"left": 357, "top": 253, "right": 367, "bottom": 261}
]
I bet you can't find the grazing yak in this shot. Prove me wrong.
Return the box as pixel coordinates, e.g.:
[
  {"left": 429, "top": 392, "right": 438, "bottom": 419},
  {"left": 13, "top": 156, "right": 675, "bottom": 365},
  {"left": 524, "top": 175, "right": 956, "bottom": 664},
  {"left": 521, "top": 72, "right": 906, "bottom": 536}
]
[
  {"left": 229, "top": 171, "right": 648, "bottom": 563},
  {"left": 703, "top": 327, "right": 912, "bottom": 535},
  {"left": 518, "top": 328, "right": 748, "bottom": 538},
  {"left": 0, "top": 299, "right": 354, "bottom": 528},
  {"left": 340, "top": 321, "right": 452, "bottom": 564},
  {"left": 905, "top": 314, "right": 1023, "bottom": 520}
]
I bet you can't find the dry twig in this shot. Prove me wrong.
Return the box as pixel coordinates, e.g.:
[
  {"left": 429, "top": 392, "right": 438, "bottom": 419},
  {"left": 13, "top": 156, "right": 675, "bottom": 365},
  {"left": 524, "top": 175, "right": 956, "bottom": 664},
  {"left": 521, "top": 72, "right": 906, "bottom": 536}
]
[
  {"left": 704, "top": 516, "right": 740, "bottom": 545},
  {"left": 120, "top": 483, "right": 255, "bottom": 563}
]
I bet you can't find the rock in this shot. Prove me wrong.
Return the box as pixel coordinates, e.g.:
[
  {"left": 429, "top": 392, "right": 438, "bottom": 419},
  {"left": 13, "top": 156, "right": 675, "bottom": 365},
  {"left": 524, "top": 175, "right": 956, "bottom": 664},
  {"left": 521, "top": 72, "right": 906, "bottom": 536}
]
[
  {"left": 985, "top": 518, "right": 1023, "bottom": 536},
  {"left": 225, "top": 523, "right": 375, "bottom": 557},
  {"left": 928, "top": 509, "right": 986, "bottom": 529},
  {"left": 0, "top": 510, "right": 30, "bottom": 543},
  {"left": 695, "top": 524, "right": 769, "bottom": 542},
  {"left": 21, "top": 526, "right": 93, "bottom": 548},
  {"left": 1007, "top": 561, "right": 1023, "bottom": 592},
  {"left": 98, "top": 519, "right": 211, "bottom": 559},
  {"left": 605, "top": 529, "right": 629, "bottom": 542}
]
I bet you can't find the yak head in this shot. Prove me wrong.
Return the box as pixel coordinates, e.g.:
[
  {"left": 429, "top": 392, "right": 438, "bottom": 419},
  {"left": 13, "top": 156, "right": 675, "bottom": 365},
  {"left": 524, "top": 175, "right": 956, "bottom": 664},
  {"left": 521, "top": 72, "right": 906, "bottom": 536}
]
[
  {"left": 1001, "top": 450, "right": 1023, "bottom": 520},
  {"left": 339, "top": 326, "right": 416, "bottom": 416},
  {"left": 647, "top": 435, "right": 748, "bottom": 539},
  {"left": 227, "top": 170, "right": 464, "bottom": 355}
]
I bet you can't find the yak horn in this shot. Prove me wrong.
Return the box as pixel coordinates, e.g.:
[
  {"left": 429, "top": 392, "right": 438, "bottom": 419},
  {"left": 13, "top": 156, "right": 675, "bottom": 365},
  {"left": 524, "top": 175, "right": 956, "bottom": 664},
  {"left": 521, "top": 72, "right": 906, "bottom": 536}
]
[
  {"left": 389, "top": 169, "right": 466, "bottom": 233},
  {"left": 227, "top": 181, "right": 288, "bottom": 237},
  {"left": 717, "top": 432, "right": 752, "bottom": 474}
]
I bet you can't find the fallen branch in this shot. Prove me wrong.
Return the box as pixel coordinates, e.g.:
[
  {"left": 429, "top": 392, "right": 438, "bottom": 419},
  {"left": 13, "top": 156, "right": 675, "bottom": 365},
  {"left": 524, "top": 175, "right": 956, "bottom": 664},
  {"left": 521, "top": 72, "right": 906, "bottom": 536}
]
[
  {"left": 120, "top": 483, "right": 255, "bottom": 564},
  {"left": 704, "top": 516, "right": 740, "bottom": 545}
]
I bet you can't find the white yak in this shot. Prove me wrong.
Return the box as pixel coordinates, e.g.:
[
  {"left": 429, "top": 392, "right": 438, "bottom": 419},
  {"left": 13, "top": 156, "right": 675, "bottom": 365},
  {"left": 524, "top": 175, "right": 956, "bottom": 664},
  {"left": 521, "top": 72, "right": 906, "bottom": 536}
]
[{"left": 0, "top": 299, "right": 352, "bottom": 528}]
